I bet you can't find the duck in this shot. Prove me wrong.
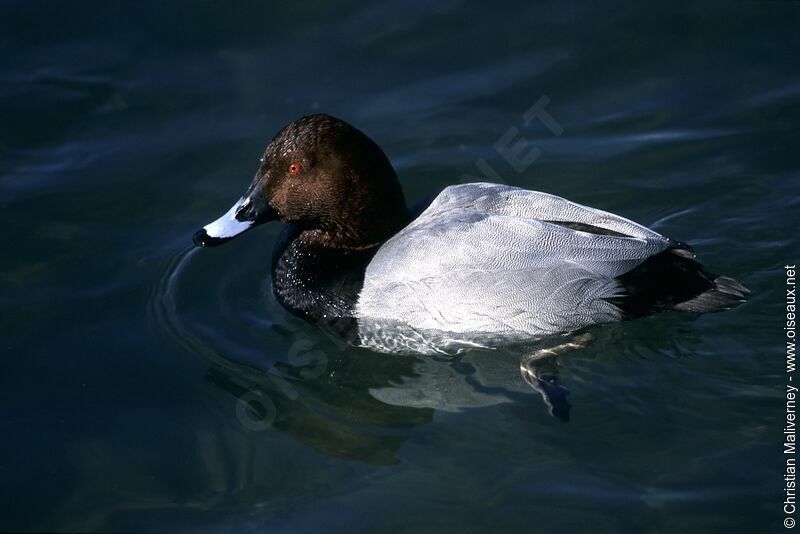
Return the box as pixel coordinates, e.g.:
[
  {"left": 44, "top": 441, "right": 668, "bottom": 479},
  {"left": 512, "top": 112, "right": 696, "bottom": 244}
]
[{"left": 193, "top": 113, "right": 749, "bottom": 356}]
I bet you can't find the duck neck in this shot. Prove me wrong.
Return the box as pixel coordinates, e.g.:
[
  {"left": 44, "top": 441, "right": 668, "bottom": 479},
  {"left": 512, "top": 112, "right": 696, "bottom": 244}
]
[
  {"left": 320, "top": 206, "right": 408, "bottom": 249},
  {"left": 312, "top": 177, "right": 409, "bottom": 249}
]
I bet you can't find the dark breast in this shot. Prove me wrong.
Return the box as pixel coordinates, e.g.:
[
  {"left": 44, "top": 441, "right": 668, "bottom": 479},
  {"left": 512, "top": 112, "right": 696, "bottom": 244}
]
[{"left": 271, "top": 225, "right": 378, "bottom": 337}]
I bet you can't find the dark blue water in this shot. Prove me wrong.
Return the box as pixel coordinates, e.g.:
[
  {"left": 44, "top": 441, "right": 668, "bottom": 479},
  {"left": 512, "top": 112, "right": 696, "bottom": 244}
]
[{"left": 2, "top": 1, "right": 798, "bottom": 532}]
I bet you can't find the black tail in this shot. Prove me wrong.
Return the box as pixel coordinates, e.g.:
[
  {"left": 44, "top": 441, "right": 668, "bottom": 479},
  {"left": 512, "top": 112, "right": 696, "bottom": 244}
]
[
  {"left": 608, "top": 243, "right": 750, "bottom": 318},
  {"left": 672, "top": 275, "right": 750, "bottom": 313}
]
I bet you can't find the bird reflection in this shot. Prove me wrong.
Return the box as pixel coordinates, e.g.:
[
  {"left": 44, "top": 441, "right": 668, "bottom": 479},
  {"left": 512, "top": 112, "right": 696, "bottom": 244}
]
[
  {"left": 356, "top": 318, "right": 588, "bottom": 422},
  {"left": 201, "top": 317, "right": 589, "bottom": 468},
  {"left": 203, "top": 341, "right": 434, "bottom": 465}
]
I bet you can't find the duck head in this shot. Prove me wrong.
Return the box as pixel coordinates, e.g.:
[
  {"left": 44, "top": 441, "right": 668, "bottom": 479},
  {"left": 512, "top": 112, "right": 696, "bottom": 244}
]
[{"left": 193, "top": 114, "right": 408, "bottom": 248}]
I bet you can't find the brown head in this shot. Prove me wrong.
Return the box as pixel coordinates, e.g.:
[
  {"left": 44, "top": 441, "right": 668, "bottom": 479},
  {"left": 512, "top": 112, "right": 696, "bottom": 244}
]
[{"left": 193, "top": 114, "right": 408, "bottom": 248}]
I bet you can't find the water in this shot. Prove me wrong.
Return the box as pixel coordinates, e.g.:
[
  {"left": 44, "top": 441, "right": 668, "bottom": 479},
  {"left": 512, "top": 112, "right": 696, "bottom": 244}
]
[{"left": 1, "top": 1, "right": 797, "bottom": 532}]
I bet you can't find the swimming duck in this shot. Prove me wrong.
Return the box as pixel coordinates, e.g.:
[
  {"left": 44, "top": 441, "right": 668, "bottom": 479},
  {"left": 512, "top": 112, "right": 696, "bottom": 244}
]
[{"left": 193, "top": 114, "right": 748, "bottom": 355}]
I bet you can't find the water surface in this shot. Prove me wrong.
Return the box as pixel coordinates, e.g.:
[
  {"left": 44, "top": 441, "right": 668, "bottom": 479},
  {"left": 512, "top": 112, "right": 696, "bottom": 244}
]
[{"left": 1, "top": 1, "right": 798, "bottom": 532}]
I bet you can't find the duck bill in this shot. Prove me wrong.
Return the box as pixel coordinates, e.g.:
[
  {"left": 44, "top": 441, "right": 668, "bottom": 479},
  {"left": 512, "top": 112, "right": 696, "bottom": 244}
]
[{"left": 193, "top": 180, "right": 277, "bottom": 247}]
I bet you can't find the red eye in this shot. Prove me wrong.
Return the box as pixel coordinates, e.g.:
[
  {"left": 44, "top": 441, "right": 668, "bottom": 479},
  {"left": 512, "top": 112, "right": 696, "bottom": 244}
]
[{"left": 288, "top": 162, "right": 302, "bottom": 174}]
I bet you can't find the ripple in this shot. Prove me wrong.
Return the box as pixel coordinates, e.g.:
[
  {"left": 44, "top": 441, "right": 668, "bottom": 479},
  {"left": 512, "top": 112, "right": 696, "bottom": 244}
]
[{"left": 148, "top": 246, "right": 211, "bottom": 360}]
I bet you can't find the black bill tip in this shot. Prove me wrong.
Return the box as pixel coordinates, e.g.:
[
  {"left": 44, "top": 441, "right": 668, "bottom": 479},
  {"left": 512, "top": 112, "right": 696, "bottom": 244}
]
[{"left": 193, "top": 229, "right": 232, "bottom": 247}]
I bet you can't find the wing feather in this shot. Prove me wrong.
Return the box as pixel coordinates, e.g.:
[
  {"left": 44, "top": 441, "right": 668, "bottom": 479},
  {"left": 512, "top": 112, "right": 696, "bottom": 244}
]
[{"left": 357, "top": 183, "right": 670, "bottom": 336}]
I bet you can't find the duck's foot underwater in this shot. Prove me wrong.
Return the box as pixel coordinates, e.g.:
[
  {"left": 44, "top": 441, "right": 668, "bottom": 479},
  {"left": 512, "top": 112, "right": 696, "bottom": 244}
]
[{"left": 519, "top": 333, "right": 594, "bottom": 422}]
